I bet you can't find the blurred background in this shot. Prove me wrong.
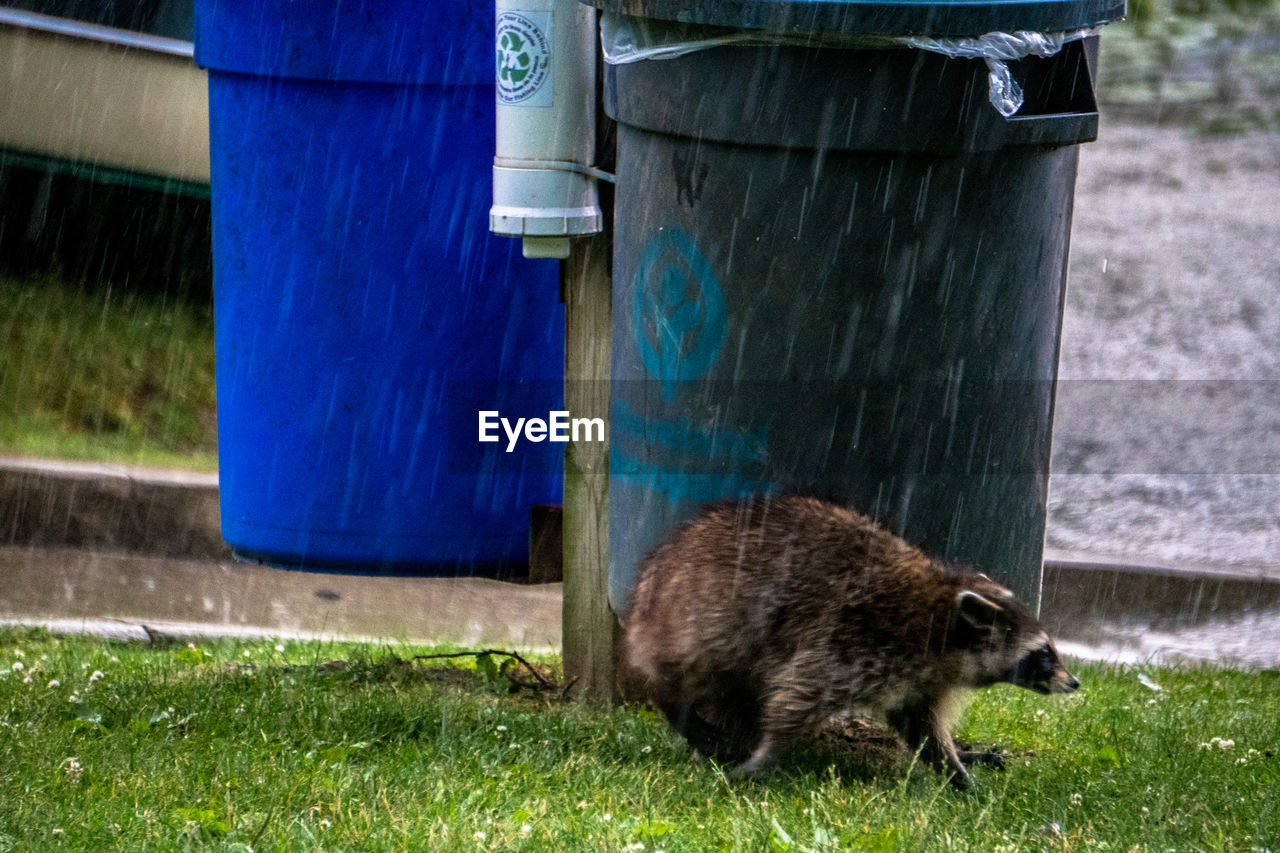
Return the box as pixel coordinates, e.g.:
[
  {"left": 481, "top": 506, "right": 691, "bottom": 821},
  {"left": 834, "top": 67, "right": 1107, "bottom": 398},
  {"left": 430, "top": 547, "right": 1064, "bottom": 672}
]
[{"left": 1, "top": 0, "right": 1278, "bottom": 571}]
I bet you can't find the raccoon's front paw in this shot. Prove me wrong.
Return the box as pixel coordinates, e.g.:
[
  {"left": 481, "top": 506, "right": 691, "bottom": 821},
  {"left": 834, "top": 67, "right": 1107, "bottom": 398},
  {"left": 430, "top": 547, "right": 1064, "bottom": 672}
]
[{"left": 958, "top": 746, "right": 1008, "bottom": 770}]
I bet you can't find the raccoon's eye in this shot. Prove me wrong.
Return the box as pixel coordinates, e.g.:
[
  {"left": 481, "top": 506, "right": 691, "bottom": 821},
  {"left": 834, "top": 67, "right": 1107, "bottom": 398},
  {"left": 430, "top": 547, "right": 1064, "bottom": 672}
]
[
  {"left": 1031, "top": 649, "right": 1053, "bottom": 673},
  {"left": 1011, "top": 644, "right": 1057, "bottom": 686}
]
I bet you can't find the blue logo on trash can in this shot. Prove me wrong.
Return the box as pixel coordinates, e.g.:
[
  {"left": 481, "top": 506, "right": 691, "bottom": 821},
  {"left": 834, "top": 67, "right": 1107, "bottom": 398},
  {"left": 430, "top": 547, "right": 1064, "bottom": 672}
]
[{"left": 633, "top": 227, "right": 727, "bottom": 401}]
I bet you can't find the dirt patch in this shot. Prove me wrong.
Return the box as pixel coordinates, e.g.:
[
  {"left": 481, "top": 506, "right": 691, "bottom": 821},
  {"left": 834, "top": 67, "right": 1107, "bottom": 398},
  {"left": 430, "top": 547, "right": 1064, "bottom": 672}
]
[
  {"left": 1061, "top": 122, "right": 1280, "bottom": 380},
  {"left": 1047, "top": 117, "right": 1280, "bottom": 577}
]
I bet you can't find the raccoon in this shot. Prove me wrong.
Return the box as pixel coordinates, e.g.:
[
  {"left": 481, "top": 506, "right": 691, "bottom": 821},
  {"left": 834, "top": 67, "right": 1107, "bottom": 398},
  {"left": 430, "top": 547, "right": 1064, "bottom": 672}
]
[{"left": 621, "top": 495, "right": 1078, "bottom": 790}]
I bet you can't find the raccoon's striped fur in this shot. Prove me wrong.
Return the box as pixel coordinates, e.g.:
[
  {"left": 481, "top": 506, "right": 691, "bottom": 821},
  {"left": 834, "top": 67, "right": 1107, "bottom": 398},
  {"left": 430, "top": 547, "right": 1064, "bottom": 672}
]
[{"left": 622, "top": 495, "right": 1078, "bottom": 789}]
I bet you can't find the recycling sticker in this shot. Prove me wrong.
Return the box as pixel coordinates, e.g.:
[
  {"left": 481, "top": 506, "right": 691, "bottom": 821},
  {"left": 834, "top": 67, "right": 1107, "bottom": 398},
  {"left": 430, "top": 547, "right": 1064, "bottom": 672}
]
[{"left": 496, "top": 11, "right": 552, "bottom": 107}]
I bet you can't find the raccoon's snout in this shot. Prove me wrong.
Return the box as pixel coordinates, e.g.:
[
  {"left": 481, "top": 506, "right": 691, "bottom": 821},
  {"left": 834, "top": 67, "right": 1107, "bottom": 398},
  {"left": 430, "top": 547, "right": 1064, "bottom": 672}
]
[
  {"left": 1010, "top": 644, "right": 1078, "bottom": 695},
  {"left": 1053, "top": 671, "right": 1081, "bottom": 694},
  {"left": 1031, "top": 665, "right": 1079, "bottom": 695}
]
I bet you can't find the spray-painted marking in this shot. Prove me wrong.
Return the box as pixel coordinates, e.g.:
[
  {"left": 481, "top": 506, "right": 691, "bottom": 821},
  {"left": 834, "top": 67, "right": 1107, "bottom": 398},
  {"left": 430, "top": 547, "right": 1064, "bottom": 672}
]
[
  {"left": 610, "top": 448, "right": 780, "bottom": 507},
  {"left": 632, "top": 226, "right": 727, "bottom": 402},
  {"left": 496, "top": 11, "right": 552, "bottom": 106}
]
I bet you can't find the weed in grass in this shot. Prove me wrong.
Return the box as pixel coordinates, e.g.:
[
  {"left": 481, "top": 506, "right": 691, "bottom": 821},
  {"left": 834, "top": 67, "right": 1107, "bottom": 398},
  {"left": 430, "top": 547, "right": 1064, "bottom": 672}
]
[{"left": 1, "top": 628, "right": 1278, "bottom": 850}]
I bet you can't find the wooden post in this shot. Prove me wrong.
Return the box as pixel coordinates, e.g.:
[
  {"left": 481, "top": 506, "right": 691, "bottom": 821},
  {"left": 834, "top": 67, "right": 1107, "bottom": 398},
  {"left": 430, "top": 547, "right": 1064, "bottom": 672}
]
[{"left": 562, "top": 231, "right": 616, "bottom": 704}]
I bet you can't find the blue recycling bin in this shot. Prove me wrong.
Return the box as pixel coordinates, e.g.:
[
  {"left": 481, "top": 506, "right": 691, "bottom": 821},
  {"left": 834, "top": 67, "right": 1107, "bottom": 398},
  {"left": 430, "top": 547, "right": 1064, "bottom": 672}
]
[{"left": 195, "top": 0, "right": 564, "bottom": 575}]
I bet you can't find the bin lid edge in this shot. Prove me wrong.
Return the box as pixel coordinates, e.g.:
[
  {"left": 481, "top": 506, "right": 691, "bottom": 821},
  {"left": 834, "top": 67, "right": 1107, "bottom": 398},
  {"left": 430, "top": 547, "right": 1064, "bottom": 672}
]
[{"left": 582, "top": 0, "right": 1127, "bottom": 38}]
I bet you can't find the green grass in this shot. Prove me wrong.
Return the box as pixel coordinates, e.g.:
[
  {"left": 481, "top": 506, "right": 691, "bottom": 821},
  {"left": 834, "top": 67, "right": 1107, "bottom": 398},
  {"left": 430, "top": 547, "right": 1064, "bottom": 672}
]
[
  {"left": 0, "top": 628, "right": 1276, "bottom": 852},
  {"left": 0, "top": 275, "right": 217, "bottom": 471}
]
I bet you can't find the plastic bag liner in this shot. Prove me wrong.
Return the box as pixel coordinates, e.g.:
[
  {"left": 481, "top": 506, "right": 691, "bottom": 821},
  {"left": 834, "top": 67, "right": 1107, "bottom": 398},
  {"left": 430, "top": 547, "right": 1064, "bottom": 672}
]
[
  {"left": 900, "top": 30, "right": 1100, "bottom": 116},
  {"left": 601, "top": 13, "right": 1102, "bottom": 117}
]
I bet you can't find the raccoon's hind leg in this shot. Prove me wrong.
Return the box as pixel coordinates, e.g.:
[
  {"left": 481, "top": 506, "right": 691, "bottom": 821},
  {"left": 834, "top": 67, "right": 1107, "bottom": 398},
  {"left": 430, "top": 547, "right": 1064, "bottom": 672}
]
[
  {"left": 732, "top": 662, "right": 829, "bottom": 778},
  {"left": 655, "top": 699, "right": 734, "bottom": 759},
  {"left": 646, "top": 665, "right": 743, "bottom": 761},
  {"left": 884, "top": 697, "right": 972, "bottom": 790},
  {"left": 695, "top": 675, "right": 761, "bottom": 762}
]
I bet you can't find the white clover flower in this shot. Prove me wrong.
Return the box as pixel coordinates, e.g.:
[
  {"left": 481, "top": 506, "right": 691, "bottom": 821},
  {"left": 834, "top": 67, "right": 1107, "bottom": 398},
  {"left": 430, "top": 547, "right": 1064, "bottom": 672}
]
[
  {"left": 602, "top": 813, "right": 612, "bottom": 822},
  {"left": 496, "top": 725, "right": 508, "bottom": 732},
  {"left": 10, "top": 661, "right": 23, "bottom": 672},
  {"left": 521, "top": 824, "right": 532, "bottom": 834},
  {"left": 89, "top": 670, "right": 104, "bottom": 683},
  {"left": 474, "top": 831, "right": 486, "bottom": 840},
  {"left": 1198, "top": 737, "right": 1235, "bottom": 750},
  {"left": 641, "top": 745, "right": 653, "bottom": 754},
  {"left": 47, "top": 679, "right": 60, "bottom": 689},
  {"left": 62, "top": 757, "right": 83, "bottom": 783}
]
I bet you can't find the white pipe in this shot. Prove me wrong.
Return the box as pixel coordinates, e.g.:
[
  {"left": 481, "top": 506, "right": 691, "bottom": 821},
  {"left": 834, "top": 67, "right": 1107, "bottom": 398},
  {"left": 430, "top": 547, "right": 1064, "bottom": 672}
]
[{"left": 491, "top": 0, "right": 603, "bottom": 259}]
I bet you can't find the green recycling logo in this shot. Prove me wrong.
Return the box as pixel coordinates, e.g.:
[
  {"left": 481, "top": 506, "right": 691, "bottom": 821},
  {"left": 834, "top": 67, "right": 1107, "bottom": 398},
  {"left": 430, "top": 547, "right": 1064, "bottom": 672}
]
[
  {"left": 496, "top": 12, "right": 551, "bottom": 106},
  {"left": 498, "top": 30, "right": 532, "bottom": 84}
]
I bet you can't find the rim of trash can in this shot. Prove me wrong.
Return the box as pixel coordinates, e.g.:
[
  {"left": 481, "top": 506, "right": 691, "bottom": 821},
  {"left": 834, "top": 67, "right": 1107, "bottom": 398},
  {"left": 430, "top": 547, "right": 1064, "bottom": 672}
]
[
  {"left": 605, "top": 41, "right": 1103, "bottom": 152},
  {"left": 582, "top": 0, "right": 1127, "bottom": 39}
]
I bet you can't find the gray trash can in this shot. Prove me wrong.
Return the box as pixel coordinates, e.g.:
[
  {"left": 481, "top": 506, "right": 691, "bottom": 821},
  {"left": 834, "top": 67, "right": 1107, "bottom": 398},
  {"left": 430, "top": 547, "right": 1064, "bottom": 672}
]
[{"left": 596, "top": 0, "right": 1124, "bottom": 609}]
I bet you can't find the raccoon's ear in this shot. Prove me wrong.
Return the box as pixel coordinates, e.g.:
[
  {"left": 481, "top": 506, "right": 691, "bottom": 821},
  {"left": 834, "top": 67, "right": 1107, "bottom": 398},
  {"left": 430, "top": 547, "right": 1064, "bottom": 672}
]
[{"left": 955, "top": 590, "right": 1006, "bottom": 630}]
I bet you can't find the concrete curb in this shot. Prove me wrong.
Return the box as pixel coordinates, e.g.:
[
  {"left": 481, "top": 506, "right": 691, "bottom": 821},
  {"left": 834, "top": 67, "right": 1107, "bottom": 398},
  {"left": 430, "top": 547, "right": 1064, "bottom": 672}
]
[
  {"left": 1042, "top": 551, "right": 1280, "bottom": 625},
  {"left": 0, "top": 545, "right": 561, "bottom": 649},
  {"left": 0, "top": 455, "right": 226, "bottom": 559}
]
